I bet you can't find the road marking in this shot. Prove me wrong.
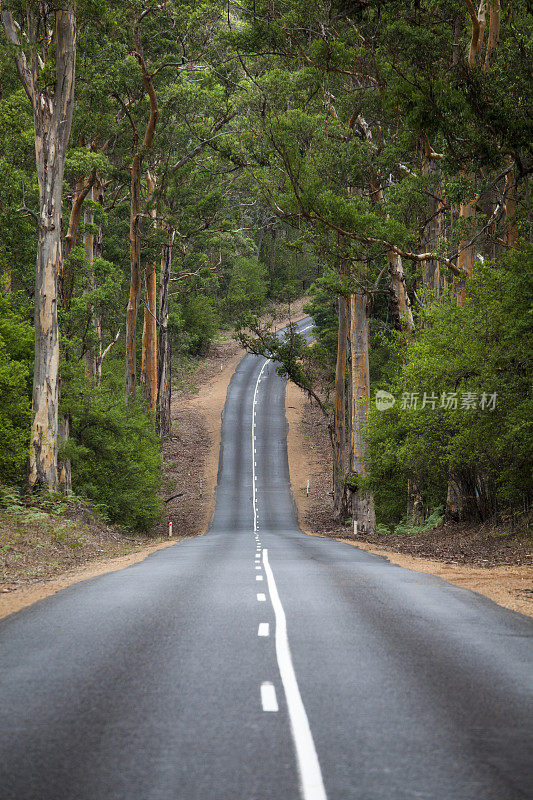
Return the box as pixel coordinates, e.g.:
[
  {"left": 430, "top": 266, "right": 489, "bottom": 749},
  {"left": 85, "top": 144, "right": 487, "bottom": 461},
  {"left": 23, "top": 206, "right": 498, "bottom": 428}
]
[
  {"left": 257, "top": 593, "right": 266, "bottom": 602},
  {"left": 263, "top": 548, "right": 327, "bottom": 800},
  {"left": 261, "top": 682, "right": 279, "bottom": 712},
  {"left": 258, "top": 622, "right": 270, "bottom": 637},
  {"left": 256, "top": 566, "right": 261, "bottom": 570},
  {"left": 251, "top": 358, "right": 269, "bottom": 532},
  {"left": 256, "top": 575, "right": 263, "bottom": 581}
]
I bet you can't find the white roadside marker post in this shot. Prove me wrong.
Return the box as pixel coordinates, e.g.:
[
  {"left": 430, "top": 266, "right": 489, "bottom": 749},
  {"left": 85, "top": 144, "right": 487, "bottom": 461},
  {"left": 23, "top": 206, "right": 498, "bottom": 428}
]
[
  {"left": 168, "top": 521, "right": 173, "bottom": 538},
  {"left": 306, "top": 479, "right": 310, "bottom": 497}
]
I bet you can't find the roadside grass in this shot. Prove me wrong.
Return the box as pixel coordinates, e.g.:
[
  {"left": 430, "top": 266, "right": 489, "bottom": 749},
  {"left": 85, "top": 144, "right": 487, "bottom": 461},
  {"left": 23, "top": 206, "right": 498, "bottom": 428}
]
[
  {"left": 376, "top": 507, "right": 446, "bottom": 537},
  {"left": 0, "top": 488, "right": 167, "bottom": 588}
]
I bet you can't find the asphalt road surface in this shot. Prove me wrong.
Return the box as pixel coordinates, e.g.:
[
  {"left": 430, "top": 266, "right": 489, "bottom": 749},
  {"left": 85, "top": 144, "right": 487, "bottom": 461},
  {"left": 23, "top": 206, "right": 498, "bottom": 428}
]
[{"left": 1, "top": 318, "right": 532, "bottom": 800}]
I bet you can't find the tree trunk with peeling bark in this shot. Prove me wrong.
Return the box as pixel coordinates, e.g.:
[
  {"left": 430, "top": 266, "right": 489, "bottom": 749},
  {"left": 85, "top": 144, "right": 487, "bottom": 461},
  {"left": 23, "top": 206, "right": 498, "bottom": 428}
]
[
  {"left": 333, "top": 294, "right": 348, "bottom": 519},
  {"left": 388, "top": 250, "right": 414, "bottom": 332},
  {"left": 371, "top": 181, "right": 414, "bottom": 332},
  {"left": 456, "top": 1, "right": 501, "bottom": 301},
  {"left": 504, "top": 166, "right": 518, "bottom": 247},
  {"left": 125, "top": 147, "right": 143, "bottom": 399},
  {"left": 447, "top": 0, "right": 502, "bottom": 515},
  {"left": 348, "top": 291, "right": 376, "bottom": 534},
  {"left": 420, "top": 141, "right": 445, "bottom": 296},
  {"left": 1, "top": 4, "right": 76, "bottom": 490},
  {"left": 82, "top": 177, "right": 106, "bottom": 379},
  {"left": 141, "top": 171, "right": 158, "bottom": 410},
  {"left": 124, "top": 14, "right": 159, "bottom": 402},
  {"left": 157, "top": 233, "right": 172, "bottom": 438}
]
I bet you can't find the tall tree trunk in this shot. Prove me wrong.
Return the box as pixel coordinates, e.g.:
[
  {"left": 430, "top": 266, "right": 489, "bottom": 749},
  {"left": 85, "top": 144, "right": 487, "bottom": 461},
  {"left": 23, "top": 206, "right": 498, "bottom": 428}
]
[
  {"left": 92, "top": 180, "right": 106, "bottom": 382},
  {"left": 124, "top": 14, "right": 159, "bottom": 401},
  {"left": 141, "top": 171, "right": 158, "bottom": 410},
  {"left": 59, "top": 169, "right": 96, "bottom": 493},
  {"left": 348, "top": 290, "right": 376, "bottom": 534},
  {"left": 333, "top": 294, "right": 348, "bottom": 519},
  {"left": 83, "top": 181, "right": 96, "bottom": 378},
  {"left": 420, "top": 141, "right": 445, "bottom": 296},
  {"left": 370, "top": 181, "right": 414, "bottom": 332},
  {"left": 58, "top": 415, "right": 72, "bottom": 492},
  {"left": 125, "top": 150, "right": 142, "bottom": 400},
  {"left": 456, "top": 1, "right": 500, "bottom": 302},
  {"left": 81, "top": 177, "right": 107, "bottom": 380},
  {"left": 2, "top": 4, "right": 76, "bottom": 490},
  {"left": 504, "top": 166, "right": 518, "bottom": 248},
  {"left": 447, "top": 1, "right": 501, "bottom": 515},
  {"left": 388, "top": 250, "right": 414, "bottom": 332},
  {"left": 157, "top": 232, "right": 172, "bottom": 438}
]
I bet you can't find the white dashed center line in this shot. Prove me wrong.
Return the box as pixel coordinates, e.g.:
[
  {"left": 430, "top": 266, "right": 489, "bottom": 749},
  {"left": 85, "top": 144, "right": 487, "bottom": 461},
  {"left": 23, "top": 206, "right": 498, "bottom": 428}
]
[
  {"left": 251, "top": 358, "right": 269, "bottom": 533},
  {"left": 263, "top": 548, "right": 327, "bottom": 800},
  {"left": 261, "top": 682, "right": 279, "bottom": 712},
  {"left": 251, "top": 342, "right": 327, "bottom": 798}
]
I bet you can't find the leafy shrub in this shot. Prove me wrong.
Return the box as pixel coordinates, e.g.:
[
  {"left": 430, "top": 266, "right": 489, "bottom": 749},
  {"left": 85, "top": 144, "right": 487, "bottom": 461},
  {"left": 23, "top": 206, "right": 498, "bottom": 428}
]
[
  {"left": 392, "top": 507, "right": 445, "bottom": 536},
  {"left": 223, "top": 256, "right": 268, "bottom": 320},
  {"left": 365, "top": 245, "right": 533, "bottom": 524},
  {"left": 0, "top": 297, "right": 33, "bottom": 484},
  {"left": 63, "top": 381, "right": 162, "bottom": 531},
  {"left": 180, "top": 295, "right": 219, "bottom": 356}
]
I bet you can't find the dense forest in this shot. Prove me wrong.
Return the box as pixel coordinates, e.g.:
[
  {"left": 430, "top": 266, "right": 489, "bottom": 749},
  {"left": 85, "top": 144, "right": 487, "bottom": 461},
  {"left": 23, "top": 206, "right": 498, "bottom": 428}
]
[{"left": 1, "top": 0, "right": 531, "bottom": 535}]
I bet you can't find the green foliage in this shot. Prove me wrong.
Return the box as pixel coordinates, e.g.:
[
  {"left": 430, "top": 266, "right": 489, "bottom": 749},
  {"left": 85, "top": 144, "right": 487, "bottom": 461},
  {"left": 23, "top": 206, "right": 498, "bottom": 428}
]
[
  {"left": 379, "top": 507, "right": 445, "bottom": 537},
  {"left": 169, "top": 295, "right": 220, "bottom": 358},
  {"left": 222, "top": 256, "right": 268, "bottom": 320},
  {"left": 304, "top": 277, "right": 338, "bottom": 367},
  {"left": 181, "top": 295, "right": 220, "bottom": 356},
  {"left": 0, "top": 297, "right": 33, "bottom": 485},
  {"left": 63, "top": 380, "right": 162, "bottom": 531},
  {"left": 366, "top": 245, "right": 533, "bottom": 524}
]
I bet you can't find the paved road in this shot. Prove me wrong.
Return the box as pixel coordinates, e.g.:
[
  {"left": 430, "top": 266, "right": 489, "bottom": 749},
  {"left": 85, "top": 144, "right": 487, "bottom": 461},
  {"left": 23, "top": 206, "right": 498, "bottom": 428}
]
[{"left": 1, "top": 318, "right": 532, "bottom": 800}]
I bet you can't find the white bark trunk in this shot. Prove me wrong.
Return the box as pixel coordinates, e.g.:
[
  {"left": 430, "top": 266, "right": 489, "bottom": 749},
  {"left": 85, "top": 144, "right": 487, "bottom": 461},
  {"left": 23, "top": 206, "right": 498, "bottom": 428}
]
[
  {"left": 2, "top": 5, "right": 76, "bottom": 489},
  {"left": 349, "top": 292, "right": 376, "bottom": 535}
]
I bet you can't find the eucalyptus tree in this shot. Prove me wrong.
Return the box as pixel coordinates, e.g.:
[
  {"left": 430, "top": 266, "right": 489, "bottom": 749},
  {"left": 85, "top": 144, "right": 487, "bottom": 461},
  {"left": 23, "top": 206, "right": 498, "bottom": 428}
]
[{"left": 1, "top": 0, "right": 77, "bottom": 489}]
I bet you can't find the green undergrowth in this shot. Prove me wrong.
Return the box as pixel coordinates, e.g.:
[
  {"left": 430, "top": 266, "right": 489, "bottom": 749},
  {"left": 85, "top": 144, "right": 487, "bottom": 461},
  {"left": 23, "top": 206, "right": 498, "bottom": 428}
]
[
  {"left": 0, "top": 486, "right": 165, "bottom": 586},
  {"left": 376, "top": 507, "right": 445, "bottom": 537}
]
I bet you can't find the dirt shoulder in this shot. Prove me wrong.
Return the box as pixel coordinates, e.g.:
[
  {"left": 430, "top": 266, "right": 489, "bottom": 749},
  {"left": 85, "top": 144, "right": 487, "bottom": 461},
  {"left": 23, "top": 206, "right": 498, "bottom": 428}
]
[
  {"left": 0, "top": 540, "right": 175, "bottom": 620},
  {"left": 286, "top": 380, "right": 533, "bottom": 619}
]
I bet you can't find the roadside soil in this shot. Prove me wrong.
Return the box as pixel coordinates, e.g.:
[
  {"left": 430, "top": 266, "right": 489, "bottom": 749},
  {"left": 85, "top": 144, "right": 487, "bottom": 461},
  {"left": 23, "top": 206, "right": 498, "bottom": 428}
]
[
  {"left": 0, "top": 495, "right": 176, "bottom": 619},
  {"left": 1, "top": 299, "right": 310, "bottom": 619},
  {"left": 0, "top": 538, "right": 175, "bottom": 619},
  {"left": 286, "top": 381, "right": 533, "bottom": 618}
]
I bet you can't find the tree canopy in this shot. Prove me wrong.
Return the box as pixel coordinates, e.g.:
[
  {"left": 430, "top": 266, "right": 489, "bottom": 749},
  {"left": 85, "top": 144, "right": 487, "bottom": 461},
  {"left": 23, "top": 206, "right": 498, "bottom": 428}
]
[{"left": 1, "top": 0, "right": 531, "bottom": 531}]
